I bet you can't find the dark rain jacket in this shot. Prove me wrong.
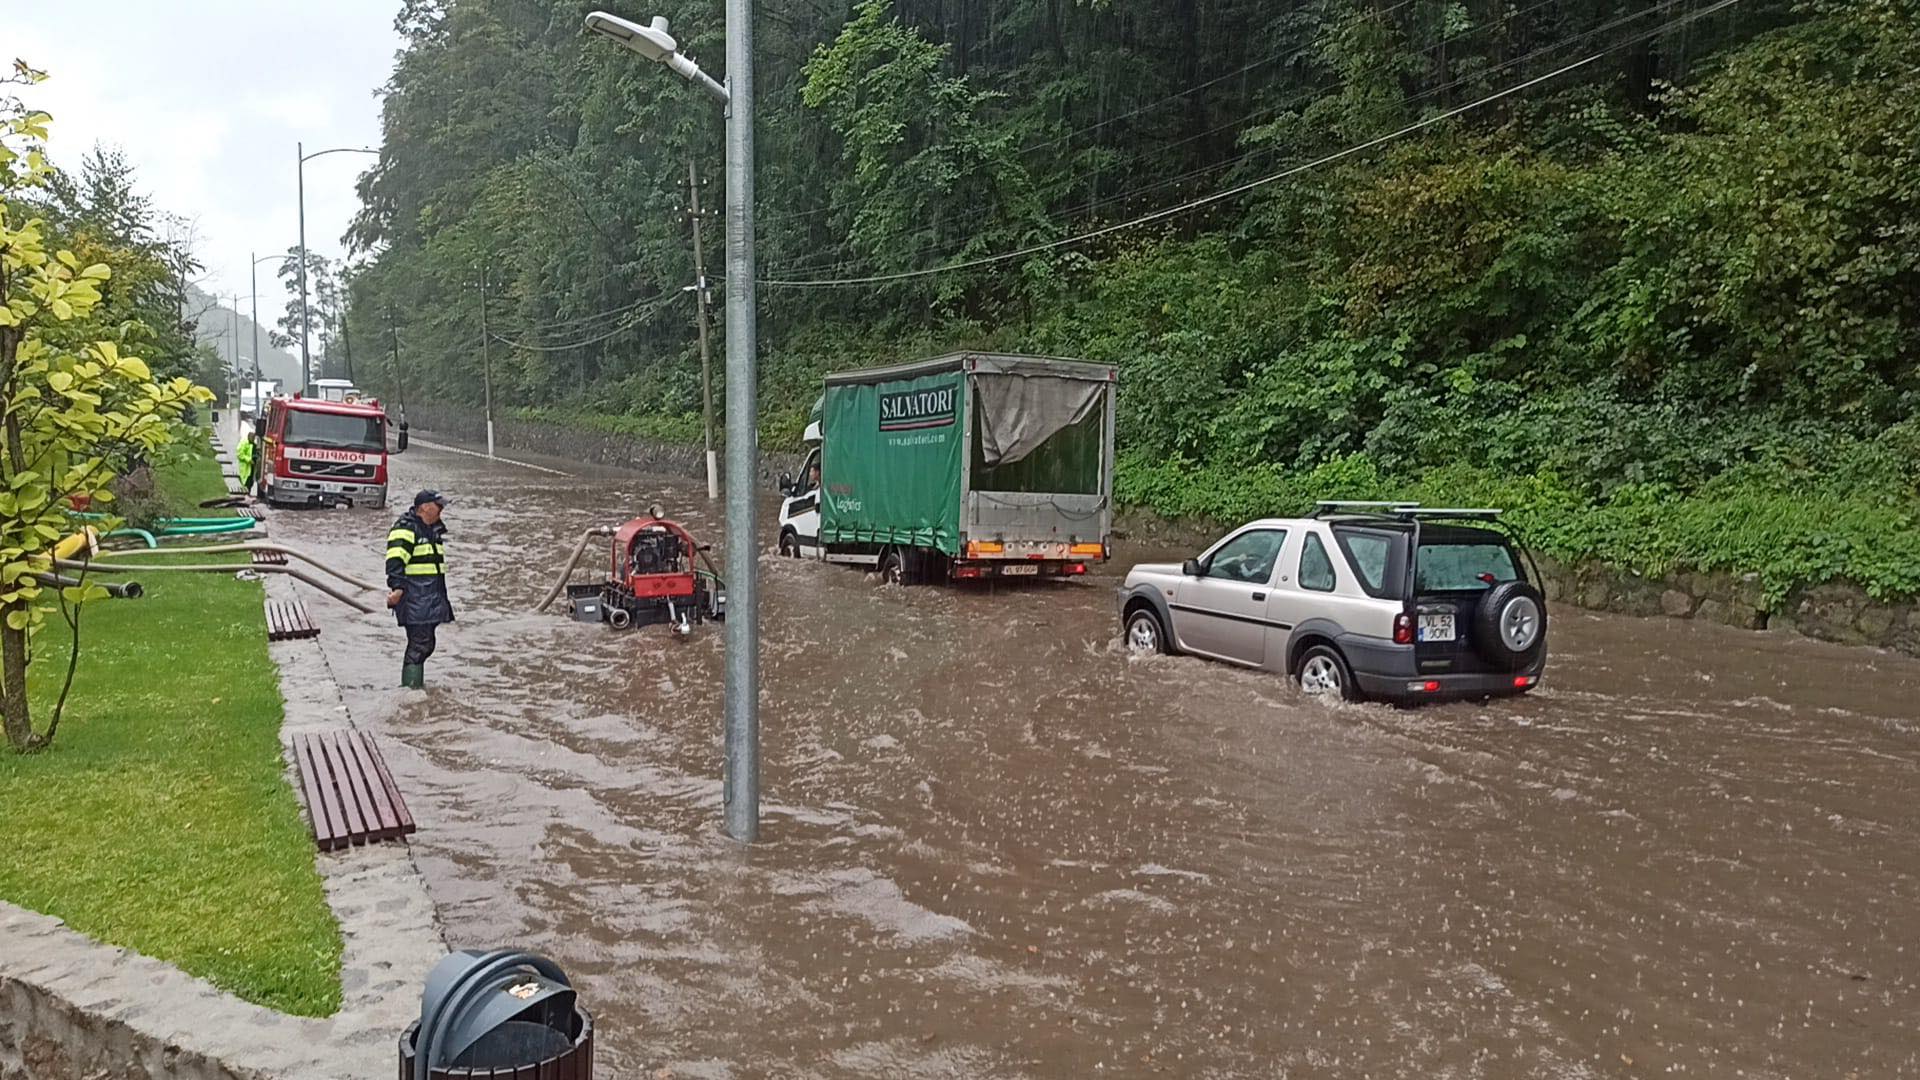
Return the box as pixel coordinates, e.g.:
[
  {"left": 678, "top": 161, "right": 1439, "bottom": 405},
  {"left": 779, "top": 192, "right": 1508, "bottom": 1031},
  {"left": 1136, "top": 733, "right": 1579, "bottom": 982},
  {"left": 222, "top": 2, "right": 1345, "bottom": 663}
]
[{"left": 385, "top": 511, "right": 454, "bottom": 627}]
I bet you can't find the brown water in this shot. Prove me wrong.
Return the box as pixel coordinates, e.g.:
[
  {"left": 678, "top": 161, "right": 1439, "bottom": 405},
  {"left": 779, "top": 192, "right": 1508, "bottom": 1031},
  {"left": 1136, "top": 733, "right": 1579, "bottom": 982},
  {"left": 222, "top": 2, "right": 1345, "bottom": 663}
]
[{"left": 277, "top": 438, "right": 1918, "bottom": 1079}]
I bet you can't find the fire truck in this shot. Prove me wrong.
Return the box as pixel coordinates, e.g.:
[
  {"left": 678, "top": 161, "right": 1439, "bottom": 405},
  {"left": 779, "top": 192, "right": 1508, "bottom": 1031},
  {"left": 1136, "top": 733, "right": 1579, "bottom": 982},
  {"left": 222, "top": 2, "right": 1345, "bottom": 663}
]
[{"left": 257, "top": 394, "right": 400, "bottom": 509}]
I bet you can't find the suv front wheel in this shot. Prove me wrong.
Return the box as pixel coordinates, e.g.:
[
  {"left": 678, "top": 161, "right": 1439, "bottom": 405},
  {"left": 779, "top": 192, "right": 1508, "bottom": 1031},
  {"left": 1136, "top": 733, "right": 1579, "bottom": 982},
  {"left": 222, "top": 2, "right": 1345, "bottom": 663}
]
[{"left": 1296, "top": 644, "right": 1358, "bottom": 702}]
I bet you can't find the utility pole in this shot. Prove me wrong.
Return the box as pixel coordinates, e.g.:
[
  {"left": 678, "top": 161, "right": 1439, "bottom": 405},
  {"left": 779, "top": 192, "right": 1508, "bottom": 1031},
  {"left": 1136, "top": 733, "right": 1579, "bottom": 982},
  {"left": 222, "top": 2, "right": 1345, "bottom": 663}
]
[
  {"left": 228, "top": 298, "right": 240, "bottom": 397},
  {"left": 386, "top": 301, "right": 409, "bottom": 414},
  {"left": 478, "top": 269, "right": 496, "bottom": 459},
  {"left": 340, "top": 309, "right": 356, "bottom": 385},
  {"left": 686, "top": 157, "right": 719, "bottom": 501}
]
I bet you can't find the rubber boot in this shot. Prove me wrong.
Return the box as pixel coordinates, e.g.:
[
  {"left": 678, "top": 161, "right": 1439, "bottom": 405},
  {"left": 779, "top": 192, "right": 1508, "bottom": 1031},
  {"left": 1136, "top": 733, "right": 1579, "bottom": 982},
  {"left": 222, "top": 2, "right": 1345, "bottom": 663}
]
[{"left": 401, "top": 663, "right": 424, "bottom": 689}]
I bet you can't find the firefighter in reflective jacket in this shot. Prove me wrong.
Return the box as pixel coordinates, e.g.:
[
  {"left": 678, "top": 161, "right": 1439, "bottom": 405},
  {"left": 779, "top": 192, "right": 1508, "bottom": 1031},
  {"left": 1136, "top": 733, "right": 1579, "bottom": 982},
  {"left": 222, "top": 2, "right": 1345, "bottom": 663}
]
[{"left": 387, "top": 490, "right": 454, "bottom": 689}]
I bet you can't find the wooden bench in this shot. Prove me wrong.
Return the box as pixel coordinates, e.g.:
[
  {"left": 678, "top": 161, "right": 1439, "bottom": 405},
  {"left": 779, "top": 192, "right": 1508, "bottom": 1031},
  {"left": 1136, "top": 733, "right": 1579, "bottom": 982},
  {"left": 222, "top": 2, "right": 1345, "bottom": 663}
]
[
  {"left": 292, "top": 729, "right": 416, "bottom": 851},
  {"left": 251, "top": 548, "right": 288, "bottom": 567},
  {"left": 264, "top": 598, "right": 319, "bottom": 641}
]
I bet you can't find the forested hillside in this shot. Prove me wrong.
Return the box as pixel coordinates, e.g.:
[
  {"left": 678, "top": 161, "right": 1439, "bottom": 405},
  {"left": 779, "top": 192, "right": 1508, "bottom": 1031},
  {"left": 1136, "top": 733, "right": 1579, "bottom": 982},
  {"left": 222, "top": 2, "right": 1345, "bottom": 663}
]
[{"left": 342, "top": 0, "right": 1920, "bottom": 599}]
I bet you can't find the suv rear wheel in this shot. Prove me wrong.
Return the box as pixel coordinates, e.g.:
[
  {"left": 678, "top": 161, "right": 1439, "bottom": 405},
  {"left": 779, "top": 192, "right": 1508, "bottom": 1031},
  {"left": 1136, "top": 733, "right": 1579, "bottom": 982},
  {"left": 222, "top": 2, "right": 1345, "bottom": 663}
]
[{"left": 1296, "top": 644, "right": 1358, "bottom": 702}]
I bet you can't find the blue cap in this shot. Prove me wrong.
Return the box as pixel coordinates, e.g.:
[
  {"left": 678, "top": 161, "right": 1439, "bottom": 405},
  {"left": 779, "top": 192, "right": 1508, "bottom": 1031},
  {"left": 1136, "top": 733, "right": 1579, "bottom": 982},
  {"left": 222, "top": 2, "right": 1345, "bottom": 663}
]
[{"left": 412, "top": 490, "right": 449, "bottom": 508}]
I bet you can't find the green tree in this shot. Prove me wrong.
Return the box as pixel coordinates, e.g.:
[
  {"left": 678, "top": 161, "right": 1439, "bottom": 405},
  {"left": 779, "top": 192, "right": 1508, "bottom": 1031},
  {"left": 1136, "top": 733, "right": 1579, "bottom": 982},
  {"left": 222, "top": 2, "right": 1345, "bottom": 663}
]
[{"left": 0, "top": 65, "right": 211, "bottom": 751}]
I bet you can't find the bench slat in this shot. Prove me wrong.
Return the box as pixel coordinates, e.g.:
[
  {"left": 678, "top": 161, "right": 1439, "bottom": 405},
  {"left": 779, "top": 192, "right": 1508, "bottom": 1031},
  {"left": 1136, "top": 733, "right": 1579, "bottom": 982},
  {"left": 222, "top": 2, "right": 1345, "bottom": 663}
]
[
  {"left": 346, "top": 731, "right": 403, "bottom": 838},
  {"left": 317, "top": 732, "right": 369, "bottom": 843},
  {"left": 331, "top": 730, "right": 393, "bottom": 842}
]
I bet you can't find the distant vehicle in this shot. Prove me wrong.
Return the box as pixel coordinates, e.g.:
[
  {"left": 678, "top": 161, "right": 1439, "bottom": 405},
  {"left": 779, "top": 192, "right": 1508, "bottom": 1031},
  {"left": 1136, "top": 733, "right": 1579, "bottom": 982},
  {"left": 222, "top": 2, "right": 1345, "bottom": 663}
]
[
  {"left": 309, "top": 378, "right": 363, "bottom": 403},
  {"left": 237, "top": 378, "right": 282, "bottom": 420},
  {"left": 1119, "top": 503, "right": 1548, "bottom": 703},
  {"left": 259, "top": 394, "right": 402, "bottom": 509},
  {"left": 776, "top": 352, "right": 1117, "bottom": 584}
]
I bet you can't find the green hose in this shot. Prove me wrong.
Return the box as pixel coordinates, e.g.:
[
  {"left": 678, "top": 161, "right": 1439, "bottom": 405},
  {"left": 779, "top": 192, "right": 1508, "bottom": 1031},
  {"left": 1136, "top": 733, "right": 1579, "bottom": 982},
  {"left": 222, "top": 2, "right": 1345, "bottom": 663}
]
[
  {"left": 102, "top": 528, "right": 158, "bottom": 548},
  {"left": 155, "top": 520, "right": 256, "bottom": 535},
  {"left": 72, "top": 510, "right": 255, "bottom": 530}
]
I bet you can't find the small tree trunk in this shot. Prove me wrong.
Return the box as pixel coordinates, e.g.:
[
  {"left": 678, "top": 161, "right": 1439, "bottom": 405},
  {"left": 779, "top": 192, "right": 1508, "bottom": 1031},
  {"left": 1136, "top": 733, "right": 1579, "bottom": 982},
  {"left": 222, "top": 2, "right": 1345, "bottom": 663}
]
[{"left": 0, "top": 617, "right": 28, "bottom": 750}]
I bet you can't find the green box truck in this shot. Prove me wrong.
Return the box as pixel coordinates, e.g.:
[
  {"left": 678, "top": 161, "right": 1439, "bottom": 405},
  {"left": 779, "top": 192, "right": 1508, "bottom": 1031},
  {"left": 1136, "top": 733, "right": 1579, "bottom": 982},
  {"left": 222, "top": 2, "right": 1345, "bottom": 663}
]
[{"left": 774, "top": 352, "right": 1118, "bottom": 584}]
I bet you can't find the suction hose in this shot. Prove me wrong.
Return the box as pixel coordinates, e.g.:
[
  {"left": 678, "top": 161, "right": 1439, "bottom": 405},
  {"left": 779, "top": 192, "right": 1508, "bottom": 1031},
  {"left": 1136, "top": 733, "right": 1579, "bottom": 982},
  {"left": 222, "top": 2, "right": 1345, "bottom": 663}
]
[
  {"left": 97, "top": 542, "right": 378, "bottom": 593},
  {"left": 57, "top": 558, "right": 377, "bottom": 614},
  {"left": 33, "top": 571, "right": 143, "bottom": 599},
  {"left": 535, "top": 525, "right": 617, "bottom": 613},
  {"left": 101, "top": 528, "right": 158, "bottom": 548}
]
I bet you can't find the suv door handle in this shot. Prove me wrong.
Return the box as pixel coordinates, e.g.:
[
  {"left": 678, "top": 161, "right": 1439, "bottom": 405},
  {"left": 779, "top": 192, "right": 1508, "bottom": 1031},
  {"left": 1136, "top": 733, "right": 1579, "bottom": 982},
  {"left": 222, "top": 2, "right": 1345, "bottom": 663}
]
[{"left": 1251, "top": 592, "right": 1266, "bottom": 601}]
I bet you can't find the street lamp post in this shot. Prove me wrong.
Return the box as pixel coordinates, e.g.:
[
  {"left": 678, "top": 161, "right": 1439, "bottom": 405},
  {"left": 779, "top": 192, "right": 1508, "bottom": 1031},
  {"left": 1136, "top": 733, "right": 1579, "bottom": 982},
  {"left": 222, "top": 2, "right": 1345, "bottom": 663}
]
[
  {"left": 296, "top": 144, "right": 378, "bottom": 395},
  {"left": 586, "top": 8, "right": 760, "bottom": 843}
]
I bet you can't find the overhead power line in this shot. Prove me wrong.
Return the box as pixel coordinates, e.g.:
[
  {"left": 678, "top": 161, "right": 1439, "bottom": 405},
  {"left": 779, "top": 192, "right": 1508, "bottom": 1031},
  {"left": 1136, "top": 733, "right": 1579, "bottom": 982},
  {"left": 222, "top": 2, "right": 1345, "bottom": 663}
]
[{"left": 758, "top": 0, "right": 1745, "bottom": 291}]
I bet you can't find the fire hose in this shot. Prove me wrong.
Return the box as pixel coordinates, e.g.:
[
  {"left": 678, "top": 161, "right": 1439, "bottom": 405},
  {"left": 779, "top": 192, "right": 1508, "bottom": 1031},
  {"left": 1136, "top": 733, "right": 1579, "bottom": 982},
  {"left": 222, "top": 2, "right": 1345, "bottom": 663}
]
[{"left": 534, "top": 526, "right": 617, "bottom": 613}]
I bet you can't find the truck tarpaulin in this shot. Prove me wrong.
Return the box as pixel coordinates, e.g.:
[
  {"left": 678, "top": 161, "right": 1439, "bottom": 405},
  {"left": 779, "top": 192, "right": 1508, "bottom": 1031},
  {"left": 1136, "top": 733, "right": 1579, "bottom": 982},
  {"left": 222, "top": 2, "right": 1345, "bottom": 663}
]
[{"left": 821, "top": 370, "right": 965, "bottom": 556}]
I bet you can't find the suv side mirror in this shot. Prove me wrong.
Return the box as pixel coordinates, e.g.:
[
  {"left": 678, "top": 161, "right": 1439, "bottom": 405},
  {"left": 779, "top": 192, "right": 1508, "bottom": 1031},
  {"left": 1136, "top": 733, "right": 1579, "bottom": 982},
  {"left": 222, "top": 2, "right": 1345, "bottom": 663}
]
[{"left": 1181, "top": 558, "right": 1204, "bottom": 577}]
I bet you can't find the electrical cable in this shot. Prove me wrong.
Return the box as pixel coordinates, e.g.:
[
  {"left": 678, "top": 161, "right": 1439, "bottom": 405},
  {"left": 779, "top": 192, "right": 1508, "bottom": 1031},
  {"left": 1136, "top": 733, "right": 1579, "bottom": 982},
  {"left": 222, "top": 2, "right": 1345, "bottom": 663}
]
[{"left": 759, "top": 0, "right": 1744, "bottom": 290}]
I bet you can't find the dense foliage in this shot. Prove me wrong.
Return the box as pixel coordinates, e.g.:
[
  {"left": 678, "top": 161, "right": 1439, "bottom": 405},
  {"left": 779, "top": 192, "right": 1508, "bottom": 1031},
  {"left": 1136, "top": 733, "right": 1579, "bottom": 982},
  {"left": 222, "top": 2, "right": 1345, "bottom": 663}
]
[{"left": 343, "top": 0, "right": 1919, "bottom": 599}]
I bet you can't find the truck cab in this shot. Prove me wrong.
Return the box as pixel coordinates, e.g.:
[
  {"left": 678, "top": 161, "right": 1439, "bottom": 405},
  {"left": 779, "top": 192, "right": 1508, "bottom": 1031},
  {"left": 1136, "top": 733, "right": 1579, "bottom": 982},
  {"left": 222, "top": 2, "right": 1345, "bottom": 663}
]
[
  {"left": 259, "top": 395, "right": 398, "bottom": 509},
  {"left": 776, "top": 420, "right": 823, "bottom": 558}
]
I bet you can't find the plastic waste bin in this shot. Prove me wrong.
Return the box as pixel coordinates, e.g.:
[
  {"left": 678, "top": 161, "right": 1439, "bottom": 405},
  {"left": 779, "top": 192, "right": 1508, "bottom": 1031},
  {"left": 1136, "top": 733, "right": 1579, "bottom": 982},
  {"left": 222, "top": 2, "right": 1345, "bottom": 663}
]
[{"left": 399, "top": 950, "right": 593, "bottom": 1079}]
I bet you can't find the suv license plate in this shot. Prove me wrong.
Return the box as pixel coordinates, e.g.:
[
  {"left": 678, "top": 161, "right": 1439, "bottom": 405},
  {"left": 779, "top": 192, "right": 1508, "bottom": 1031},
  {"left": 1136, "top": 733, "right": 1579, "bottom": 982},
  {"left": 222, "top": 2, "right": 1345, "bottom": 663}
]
[
  {"left": 1001, "top": 564, "right": 1039, "bottom": 576},
  {"left": 1418, "top": 613, "right": 1456, "bottom": 642}
]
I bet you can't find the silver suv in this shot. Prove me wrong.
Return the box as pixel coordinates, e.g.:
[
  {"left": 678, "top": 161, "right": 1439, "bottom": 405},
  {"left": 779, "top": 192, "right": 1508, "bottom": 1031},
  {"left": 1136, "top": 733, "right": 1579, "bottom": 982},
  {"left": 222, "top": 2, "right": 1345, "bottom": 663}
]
[{"left": 1120, "top": 503, "right": 1547, "bottom": 703}]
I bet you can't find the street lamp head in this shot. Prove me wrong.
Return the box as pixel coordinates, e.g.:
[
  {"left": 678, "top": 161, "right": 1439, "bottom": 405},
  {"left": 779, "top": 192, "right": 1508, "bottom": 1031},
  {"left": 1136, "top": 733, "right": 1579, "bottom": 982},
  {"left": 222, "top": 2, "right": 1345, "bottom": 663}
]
[{"left": 584, "top": 11, "right": 676, "bottom": 62}]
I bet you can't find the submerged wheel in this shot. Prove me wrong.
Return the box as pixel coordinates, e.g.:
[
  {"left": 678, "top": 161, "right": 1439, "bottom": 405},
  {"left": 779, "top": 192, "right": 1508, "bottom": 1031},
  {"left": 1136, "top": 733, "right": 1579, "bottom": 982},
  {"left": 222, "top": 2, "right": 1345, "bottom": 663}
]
[
  {"left": 778, "top": 529, "right": 799, "bottom": 557},
  {"left": 878, "top": 549, "right": 906, "bottom": 586},
  {"left": 1296, "top": 644, "right": 1358, "bottom": 702},
  {"left": 1124, "top": 608, "right": 1169, "bottom": 655}
]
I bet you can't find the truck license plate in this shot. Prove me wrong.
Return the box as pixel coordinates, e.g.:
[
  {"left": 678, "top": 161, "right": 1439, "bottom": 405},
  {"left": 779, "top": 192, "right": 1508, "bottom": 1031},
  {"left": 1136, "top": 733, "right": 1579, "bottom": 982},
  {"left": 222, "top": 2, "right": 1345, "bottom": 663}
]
[
  {"left": 1418, "top": 613, "right": 1456, "bottom": 642},
  {"left": 1001, "top": 564, "right": 1039, "bottom": 576}
]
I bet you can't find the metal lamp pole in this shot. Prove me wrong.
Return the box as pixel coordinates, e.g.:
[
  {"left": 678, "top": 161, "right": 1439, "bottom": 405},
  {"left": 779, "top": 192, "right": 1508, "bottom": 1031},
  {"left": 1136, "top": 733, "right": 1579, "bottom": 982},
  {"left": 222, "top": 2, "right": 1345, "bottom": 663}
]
[
  {"left": 296, "top": 144, "right": 378, "bottom": 395},
  {"left": 586, "top": 7, "right": 759, "bottom": 842}
]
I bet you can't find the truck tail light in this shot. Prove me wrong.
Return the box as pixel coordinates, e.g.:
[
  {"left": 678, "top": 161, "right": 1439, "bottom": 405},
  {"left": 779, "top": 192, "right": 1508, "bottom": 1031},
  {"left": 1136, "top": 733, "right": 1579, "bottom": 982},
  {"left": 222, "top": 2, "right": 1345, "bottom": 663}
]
[
  {"left": 953, "top": 564, "right": 984, "bottom": 579},
  {"left": 1063, "top": 562, "right": 1087, "bottom": 575},
  {"left": 1069, "top": 543, "right": 1105, "bottom": 557},
  {"left": 1393, "top": 613, "right": 1414, "bottom": 645},
  {"left": 966, "top": 541, "right": 1003, "bottom": 557}
]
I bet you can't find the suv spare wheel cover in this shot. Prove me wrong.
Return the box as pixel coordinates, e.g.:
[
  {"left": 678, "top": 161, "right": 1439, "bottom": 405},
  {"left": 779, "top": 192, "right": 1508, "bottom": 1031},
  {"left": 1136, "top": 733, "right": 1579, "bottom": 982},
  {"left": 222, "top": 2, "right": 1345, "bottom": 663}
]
[{"left": 1473, "top": 581, "right": 1546, "bottom": 668}]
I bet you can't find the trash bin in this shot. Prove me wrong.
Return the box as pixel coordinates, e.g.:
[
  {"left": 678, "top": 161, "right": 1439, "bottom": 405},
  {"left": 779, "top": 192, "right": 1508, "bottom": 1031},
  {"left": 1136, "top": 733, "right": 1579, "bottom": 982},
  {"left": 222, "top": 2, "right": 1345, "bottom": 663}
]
[{"left": 399, "top": 950, "right": 593, "bottom": 1079}]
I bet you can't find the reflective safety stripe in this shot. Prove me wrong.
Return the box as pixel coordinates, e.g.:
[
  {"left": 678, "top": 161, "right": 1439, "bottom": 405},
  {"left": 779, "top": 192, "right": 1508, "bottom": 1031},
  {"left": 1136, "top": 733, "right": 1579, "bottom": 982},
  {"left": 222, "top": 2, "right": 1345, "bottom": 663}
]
[
  {"left": 387, "top": 528, "right": 416, "bottom": 544},
  {"left": 385, "top": 546, "right": 412, "bottom": 560},
  {"left": 403, "top": 562, "right": 445, "bottom": 576},
  {"left": 411, "top": 542, "right": 444, "bottom": 558}
]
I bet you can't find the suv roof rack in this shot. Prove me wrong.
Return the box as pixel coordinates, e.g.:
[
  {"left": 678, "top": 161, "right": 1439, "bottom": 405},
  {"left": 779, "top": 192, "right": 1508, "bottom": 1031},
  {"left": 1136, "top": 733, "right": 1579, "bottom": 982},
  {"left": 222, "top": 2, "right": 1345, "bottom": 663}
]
[
  {"left": 1393, "top": 507, "right": 1503, "bottom": 519},
  {"left": 1311, "top": 502, "right": 1507, "bottom": 523},
  {"left": 1313, "top": 500, "right": 1421, "bottom": 518}
]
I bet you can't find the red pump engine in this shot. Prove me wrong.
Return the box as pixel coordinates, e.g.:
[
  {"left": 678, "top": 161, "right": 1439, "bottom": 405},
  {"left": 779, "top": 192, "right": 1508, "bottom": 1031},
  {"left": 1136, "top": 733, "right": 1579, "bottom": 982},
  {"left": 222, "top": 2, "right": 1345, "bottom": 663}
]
[{"left": 566, "top": 514, "right": 726, "bottom": 634}]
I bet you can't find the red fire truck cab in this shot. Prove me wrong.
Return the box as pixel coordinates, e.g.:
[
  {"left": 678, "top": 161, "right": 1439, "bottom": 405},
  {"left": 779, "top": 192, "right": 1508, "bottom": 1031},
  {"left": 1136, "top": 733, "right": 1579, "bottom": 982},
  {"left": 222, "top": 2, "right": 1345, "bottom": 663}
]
[{"left": 258, "top": 395, "right": 398, "bottom": 509}]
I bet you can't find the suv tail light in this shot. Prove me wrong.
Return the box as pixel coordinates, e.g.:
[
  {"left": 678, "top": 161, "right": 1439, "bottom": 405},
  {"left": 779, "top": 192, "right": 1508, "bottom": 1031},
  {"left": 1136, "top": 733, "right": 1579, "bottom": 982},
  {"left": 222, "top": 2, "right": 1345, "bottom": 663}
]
[{"left": 1393, "top": 612, "right": 1414, "bottom": 645}]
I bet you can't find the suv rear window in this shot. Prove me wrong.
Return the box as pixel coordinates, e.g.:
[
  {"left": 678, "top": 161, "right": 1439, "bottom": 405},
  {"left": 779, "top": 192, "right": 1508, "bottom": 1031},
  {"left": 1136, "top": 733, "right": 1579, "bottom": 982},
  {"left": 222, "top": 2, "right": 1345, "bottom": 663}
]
[{"left": 1416, "top": 543, "right": 1519, "bottom": 592}]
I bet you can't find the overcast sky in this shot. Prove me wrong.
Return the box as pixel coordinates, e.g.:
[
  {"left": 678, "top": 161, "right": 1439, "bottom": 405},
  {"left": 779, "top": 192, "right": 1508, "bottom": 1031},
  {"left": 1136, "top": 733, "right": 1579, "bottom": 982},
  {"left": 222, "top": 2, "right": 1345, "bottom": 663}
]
[{"left": 9, "top": 1, "right": 403, "bottom": 338}]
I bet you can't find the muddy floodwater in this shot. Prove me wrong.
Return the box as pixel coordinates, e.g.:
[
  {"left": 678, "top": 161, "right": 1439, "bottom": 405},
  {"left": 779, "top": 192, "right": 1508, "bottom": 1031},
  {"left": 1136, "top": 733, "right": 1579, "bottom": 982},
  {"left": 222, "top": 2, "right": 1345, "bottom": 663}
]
[{"left": 271, "top": 436, "right": 1918, "bottom": 1078}]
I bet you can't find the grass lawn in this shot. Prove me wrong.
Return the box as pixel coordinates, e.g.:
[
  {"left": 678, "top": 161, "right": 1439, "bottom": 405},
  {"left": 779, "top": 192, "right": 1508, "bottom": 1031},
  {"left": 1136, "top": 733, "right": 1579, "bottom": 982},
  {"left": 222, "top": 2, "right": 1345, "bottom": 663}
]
[{"left": 0, "top": 424, "right": 343, "bottom": 1016}]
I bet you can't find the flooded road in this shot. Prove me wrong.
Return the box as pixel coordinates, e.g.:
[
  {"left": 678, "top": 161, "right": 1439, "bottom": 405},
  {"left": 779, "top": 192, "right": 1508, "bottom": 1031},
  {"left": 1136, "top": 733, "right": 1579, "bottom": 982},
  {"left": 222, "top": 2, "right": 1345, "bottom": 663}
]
[{"left": 274, "top": 437, "right": 1918, "bottom": 1078}]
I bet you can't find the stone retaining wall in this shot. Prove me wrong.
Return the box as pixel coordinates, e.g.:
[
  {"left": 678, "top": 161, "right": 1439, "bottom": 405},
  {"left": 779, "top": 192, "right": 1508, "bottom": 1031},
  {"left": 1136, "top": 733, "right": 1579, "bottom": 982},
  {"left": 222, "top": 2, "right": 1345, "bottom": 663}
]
[{"left": 410, "top": 407, "right": 752, "bottom": 480}]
